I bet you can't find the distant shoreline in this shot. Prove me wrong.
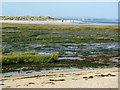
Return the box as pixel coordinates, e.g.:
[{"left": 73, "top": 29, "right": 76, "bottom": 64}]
[{"left": 0, "top": 20, "right": 117, "bottom": 26}]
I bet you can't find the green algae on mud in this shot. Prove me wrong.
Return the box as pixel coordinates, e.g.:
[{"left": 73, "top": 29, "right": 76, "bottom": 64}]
[{"left": 2, "top": 24, "right": 118, "bottom": 45}]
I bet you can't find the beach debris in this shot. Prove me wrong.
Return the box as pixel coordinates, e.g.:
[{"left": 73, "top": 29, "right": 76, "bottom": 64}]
[
  {"left": 55, "top": 68, "right": 60, "bottom": 70},
  {"left": 75, "top": 73, "right": 81, "bottom": 76},
  {"left": 99, "top": 74, "right": 106, "bottom": 77},
  {"left": 0, "top": 83, "right": 5, "bottom": 85},
  {"left": 45, "top": 74, "right": 56, "bottom": 77},
  {"left": 107, "top": 73, "right": 116, "bottom": 76},
  {"left": 95, "top": 73, "right": 116, "bottom": 77},
  {"left": 49, "top": 78, "right": 65, "bottom": 81},
  {"left": 59, "top": 74, "right": 64, "bottom": 75},
  {"left": 89, "top": 76, "right": 94, "bottom": 78},
  {"left": 83, "top": 76, "right": 94, "bottom": 80},
  {"left": 58, "top": 75, "right": 66, "bottom": 77},
  {"left": 83, "top": 76, "right": 88, "bottom": 79},
  {"left": 28, "top": 82, "right": 35, "bottom": 85}
]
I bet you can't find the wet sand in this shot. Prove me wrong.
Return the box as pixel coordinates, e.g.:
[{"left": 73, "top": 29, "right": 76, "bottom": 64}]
[{"left": 0, "top": 68, "right": 118, "bottom": 88}]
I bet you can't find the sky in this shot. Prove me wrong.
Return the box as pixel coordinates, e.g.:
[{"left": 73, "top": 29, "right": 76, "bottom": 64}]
[
  {"left": 1, "top": 2, "right": 118, "bottom": 19},
  {"left": 1, "top": 0, "right": 119, "bottom": 2}
]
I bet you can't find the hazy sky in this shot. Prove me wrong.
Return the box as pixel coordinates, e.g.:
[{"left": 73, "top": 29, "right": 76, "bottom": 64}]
[{"left": 2, "top": 2, "right": 118, "bottom": 19}]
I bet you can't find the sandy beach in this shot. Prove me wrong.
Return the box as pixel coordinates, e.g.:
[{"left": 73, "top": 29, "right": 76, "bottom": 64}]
[
  {"left": 0, "top": 20, "right": 117, "bottom": 26},
  {"left": 0, "top": 68, "right": 118, "bottom": 88}
]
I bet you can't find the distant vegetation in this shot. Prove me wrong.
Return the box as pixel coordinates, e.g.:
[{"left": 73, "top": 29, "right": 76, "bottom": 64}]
[
  {"left": 1, "top": 24, "right": 118, "bottom": 46},
  {"left": 1, "top": 23, "right": 118, "bottom": 30},
  {"left": 0, "top": 16, "right": 62, "bottom": 21}
]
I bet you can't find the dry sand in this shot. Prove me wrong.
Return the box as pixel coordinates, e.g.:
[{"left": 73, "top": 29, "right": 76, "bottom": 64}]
[
  {"left": 0, "top": 20, "right": 117, "bottom": 26},
  {"left": 0, "top": 68, "right": 118, "bottom": 88}
]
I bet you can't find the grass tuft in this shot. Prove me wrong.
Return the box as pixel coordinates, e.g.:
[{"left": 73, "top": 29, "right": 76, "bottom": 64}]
[{"left": 2, "top": 51, "right": 59, "bottom": 65}]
